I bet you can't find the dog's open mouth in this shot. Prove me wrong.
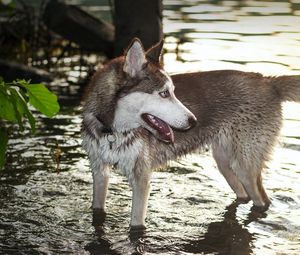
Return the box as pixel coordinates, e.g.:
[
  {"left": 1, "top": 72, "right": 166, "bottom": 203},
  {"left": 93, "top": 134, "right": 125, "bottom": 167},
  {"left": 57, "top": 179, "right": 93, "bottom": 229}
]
[{"left": 141, "top": 113, "right": 174, "bottom": 143}]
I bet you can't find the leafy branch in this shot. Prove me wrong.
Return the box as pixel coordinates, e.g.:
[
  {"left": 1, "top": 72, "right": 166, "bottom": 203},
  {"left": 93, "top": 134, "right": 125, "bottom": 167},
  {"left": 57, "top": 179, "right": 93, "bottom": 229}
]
[{"left": 0, "top": 78, "right": 60, "bottom": 169}]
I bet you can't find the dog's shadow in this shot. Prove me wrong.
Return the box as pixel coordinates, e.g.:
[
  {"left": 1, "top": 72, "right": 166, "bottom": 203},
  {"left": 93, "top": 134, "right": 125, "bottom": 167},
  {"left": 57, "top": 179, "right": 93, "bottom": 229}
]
[
  {"left": 182, "top": 202, "right": 267, "bottom": 254},
  {"left": 85, "top": 202, "right": 267, "bottom": 255}
]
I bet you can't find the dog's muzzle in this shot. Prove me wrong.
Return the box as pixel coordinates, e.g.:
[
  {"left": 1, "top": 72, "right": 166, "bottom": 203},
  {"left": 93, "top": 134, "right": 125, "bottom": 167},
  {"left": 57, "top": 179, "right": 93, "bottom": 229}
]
[{"left": 141, "top": 113, "right": 197, "bottom": 143}]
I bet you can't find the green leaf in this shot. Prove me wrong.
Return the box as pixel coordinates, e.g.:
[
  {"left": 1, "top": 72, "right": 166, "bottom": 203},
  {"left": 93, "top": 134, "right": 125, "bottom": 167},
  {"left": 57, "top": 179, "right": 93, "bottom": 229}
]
[
  {"left": 0, "top": 86, "right": 17, "bottom": 122},
  {"left": 25, "top": 108, "right": 36, "bottom": 133},
  {"left": 9, "top": 88, "right": 24, "bottom": 131},
  {"left": 22, "top": 83, "right": 60, "bottom": 117},
  {"left": 9, "top": 88, "right": 36, "bottom": 133},
  {"left": 0, "top": 128, "right": 8, "bottom": 170}
]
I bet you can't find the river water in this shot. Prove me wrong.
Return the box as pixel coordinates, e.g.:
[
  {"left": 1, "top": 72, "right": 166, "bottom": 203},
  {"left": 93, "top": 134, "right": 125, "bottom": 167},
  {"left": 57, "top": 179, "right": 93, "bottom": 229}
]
[{"left": 1, "top": 0, "right": 300, "bottom": 254}]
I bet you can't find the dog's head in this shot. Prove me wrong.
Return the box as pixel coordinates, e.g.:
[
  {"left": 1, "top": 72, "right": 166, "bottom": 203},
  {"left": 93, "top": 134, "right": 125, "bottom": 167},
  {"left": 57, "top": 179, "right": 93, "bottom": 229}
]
[
  {"left": 112, "top": 38, "right": 197, "bottom": 143},
  {"left": 83, "top": 38, "right": 196, "bottom": 143}
]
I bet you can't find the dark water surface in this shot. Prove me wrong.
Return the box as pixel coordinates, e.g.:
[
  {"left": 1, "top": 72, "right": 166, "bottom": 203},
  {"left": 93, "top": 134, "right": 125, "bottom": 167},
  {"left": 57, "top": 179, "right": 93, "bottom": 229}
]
[{"left": 1, "top": 0, "right": 300, "bottom": 254}]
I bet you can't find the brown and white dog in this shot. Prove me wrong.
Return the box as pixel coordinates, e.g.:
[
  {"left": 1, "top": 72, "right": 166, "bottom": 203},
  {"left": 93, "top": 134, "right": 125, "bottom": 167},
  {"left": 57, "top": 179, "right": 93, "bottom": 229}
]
[{"left": 82, "top": 38, "right": 300, "bottom": 230}]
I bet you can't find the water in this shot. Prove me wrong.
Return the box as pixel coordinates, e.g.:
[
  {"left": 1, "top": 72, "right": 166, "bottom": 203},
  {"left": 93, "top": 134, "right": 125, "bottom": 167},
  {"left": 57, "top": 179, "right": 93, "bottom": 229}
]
[{"left": 1, "top": 0, "right": 300, "bottom": 254}]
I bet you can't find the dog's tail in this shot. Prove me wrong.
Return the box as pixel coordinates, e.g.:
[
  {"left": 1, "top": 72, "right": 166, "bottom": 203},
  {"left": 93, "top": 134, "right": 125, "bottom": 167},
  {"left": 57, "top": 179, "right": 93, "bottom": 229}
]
[{"left": 272, "top": 75, "right": 300, "bottom": 102}]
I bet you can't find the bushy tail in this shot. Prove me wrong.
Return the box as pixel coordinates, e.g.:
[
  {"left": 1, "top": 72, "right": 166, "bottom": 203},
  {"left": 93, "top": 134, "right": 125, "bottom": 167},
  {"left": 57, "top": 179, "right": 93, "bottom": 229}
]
[{"left": 272, "top": 75, "right": 300, "bottom": 102}]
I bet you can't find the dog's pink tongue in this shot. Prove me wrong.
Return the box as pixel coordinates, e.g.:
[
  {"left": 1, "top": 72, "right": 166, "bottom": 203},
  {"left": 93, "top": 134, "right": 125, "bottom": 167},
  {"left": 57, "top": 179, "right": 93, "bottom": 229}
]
[{"left": 142, "top": 114, "right": 174, "bottom": 143}]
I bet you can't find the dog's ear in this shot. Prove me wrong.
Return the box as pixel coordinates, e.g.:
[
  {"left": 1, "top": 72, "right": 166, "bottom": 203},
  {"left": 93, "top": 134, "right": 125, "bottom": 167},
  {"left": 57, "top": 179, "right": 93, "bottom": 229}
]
[
  {"left": 123, "top": 38, "right": 147, "bottom": 77},
  {"left": 146, "top": 40, "right": 164, "bottom": 65}
]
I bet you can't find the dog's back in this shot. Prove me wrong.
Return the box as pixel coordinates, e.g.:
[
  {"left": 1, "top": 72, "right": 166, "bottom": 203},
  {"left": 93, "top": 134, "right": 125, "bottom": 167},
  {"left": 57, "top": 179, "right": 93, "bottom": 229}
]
[{"left": 173, "top": 70, "right": 283, "bottom": 144}]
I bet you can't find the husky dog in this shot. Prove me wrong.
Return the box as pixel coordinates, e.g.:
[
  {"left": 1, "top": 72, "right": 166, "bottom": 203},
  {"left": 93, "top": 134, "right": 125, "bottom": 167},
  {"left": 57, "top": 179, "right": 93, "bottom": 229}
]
[{"left": 82, "top": 38, "right": 300, "bottom": 230}]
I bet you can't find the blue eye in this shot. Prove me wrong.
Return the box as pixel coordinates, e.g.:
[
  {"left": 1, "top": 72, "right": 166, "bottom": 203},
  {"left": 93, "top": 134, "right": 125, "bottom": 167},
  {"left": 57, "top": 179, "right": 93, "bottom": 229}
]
[{"left": 159, "top": 90, "right": 170, "bottom": 98}]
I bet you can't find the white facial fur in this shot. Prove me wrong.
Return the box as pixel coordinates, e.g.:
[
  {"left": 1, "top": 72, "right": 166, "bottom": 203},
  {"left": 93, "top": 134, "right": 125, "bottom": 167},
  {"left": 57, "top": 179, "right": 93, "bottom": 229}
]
[{"left": 113, "top": 73, "right": 195, "bottom": 134}]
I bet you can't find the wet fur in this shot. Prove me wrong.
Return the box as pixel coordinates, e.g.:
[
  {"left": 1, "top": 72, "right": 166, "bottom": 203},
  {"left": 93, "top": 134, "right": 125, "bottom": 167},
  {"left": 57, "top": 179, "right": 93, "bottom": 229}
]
[{"left": 82, "top": 39, "right": 300, "bottom": 228}]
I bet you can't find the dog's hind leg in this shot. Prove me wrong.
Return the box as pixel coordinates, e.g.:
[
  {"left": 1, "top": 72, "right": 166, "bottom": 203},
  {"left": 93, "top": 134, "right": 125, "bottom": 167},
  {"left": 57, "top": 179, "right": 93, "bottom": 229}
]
[
  {"left": 212, "top": 143, "right": 249, "bottom": 202},
  {"left": 256, "top": 172, "right": 271, "bottom": 208},
  {"left": 235, "top": 166, "right": 270, "bottom": 209},
  {"left": 229, "top": 147, "right": 271, "bottom": 209}
]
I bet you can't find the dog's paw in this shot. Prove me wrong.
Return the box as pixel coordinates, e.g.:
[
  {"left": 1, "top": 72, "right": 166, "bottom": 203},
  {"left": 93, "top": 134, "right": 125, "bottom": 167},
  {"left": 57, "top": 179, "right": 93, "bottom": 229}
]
[
  {"left": 235, "top": 196, "right": 250, "bottom": 204},
  {"left": 251, "top": 203, "right": 270, "bottom": 213},
  {"left": 129, "top": 225, "right": 146, "bottom": 241},
  {"left": 130, "top": 225, "right": 146, "bottom": 232},
  {"left": 92, "top": 208, "right": 107, "bottom": 227}
]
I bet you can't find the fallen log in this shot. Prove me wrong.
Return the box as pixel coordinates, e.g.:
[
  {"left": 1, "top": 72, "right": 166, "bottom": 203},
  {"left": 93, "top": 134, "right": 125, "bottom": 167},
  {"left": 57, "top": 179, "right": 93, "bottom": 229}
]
[
  {"left": 43, "top": 0, "right": 114, "bottom": 58},
  {"left": 0, "top": 59, "right": 53, "bottom": 83}
]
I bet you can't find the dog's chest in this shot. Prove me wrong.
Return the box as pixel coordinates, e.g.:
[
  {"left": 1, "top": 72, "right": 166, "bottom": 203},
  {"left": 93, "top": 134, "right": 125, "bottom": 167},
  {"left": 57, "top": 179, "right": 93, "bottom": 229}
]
[{"left": 87, "top": 132, "right": 144, "bottom": 174}]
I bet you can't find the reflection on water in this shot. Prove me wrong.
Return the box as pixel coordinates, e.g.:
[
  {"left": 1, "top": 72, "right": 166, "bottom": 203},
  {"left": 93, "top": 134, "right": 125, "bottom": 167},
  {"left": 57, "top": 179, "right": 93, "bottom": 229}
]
[
  {"left": 1, "top": 0, "right": 300, "bottom": 254},
  {"left": 163, "top": 0, "right": 300, "bottom": 75}
]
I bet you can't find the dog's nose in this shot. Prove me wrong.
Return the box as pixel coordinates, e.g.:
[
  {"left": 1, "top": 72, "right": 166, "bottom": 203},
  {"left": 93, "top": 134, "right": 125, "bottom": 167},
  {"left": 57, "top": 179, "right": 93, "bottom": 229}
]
[{"left": 188, "top": 115, "right": 197, "bottom": 129}]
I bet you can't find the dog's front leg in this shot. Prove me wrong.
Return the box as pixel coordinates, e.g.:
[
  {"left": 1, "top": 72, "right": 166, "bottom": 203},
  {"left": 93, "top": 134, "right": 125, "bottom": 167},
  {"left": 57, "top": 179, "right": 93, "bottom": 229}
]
[
  {"left": 130, "top": 171, "right": 151, "bottom": 230},
  {"left": 92, "top": 163, "right": 110, "bottom": 225},
  {"left": 92, "top": 165, "right": 109, "bottom": 209}
]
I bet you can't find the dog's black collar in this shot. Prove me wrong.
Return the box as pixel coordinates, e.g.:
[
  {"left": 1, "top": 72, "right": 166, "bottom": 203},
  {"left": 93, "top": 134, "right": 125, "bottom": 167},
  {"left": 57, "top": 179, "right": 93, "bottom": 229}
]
[
  {"left": 101, "top": 126, "right": 113, "bottom": 134},
  {"left": 95, "top": 115, "right": 113, "bottom": 134}
]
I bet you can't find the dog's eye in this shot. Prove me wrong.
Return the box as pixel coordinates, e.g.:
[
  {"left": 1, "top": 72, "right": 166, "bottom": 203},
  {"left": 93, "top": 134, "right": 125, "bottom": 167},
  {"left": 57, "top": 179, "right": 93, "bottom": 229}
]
[{"left": 159, "top": 90, "right": 170, "bottom": 98}]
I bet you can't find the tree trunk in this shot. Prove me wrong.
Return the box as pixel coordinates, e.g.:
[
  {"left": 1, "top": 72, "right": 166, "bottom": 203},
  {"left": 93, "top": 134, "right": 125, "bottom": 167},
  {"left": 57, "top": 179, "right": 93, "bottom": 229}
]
[{"left": 113, "top": 0, "right": 163, "bottom": 56}]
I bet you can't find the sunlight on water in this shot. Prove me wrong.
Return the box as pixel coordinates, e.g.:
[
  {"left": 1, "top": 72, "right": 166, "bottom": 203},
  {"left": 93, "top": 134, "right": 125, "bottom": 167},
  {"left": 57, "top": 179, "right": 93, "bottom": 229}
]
[{"left": 163, "top": 0, "right": 300, "bottom": 76}]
